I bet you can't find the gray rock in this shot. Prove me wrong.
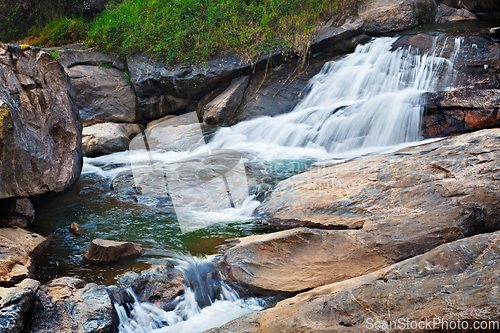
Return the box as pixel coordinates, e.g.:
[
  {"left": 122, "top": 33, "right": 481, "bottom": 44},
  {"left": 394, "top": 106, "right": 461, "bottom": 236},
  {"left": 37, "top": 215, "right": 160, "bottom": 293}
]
[
  {"left": 114, "top": 263, "right": 185, "bottom": 311},
  {"left": 46, "top": 45, "right": 125, "bottom": 71},
  {"left": 435, "top": 3, "right": 477, "bottom": 23},
  {"left": 0, "top": 279, "right": 39, "bottom": 333},
  {"left": 68, "top": 65, "right": 138, "bottom": 126},
  {"left": 138, "top": 94, "right": 190, "bottom": 123},
  {"left": 0, "top": 44, "right": 83, "bottom": 199},
  {"left": 83, "top": 239, "right": 144, "bottom": 264},
  {"left": 82, "top": 122, "right": 142, "bottom": 157},
  {"left": 127, "top": 53, "right": 252, "bottom": 100},
  {"left": 202, "top": 75, "right": 249, "bottom": 126},
  {"left": 27, "top": 277, "right": 117, "bottom": 333}
]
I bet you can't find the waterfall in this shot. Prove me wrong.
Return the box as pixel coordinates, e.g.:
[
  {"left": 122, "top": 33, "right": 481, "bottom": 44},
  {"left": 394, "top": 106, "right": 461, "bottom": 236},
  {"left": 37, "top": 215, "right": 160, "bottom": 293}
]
[
  {"left": 114, "top": 256, "right": 264, "bottom": 333},
  {"left": 208, "top": 36, "right": 461, "bottom": 161}
]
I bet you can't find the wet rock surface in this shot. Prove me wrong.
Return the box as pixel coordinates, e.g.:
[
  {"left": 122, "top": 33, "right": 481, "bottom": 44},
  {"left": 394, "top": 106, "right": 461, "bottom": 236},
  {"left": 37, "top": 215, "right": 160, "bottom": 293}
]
[
  {"left": 82, "top": 122, "right": 142, "bottom": 157},
  {"left": 0, "top": 44, "right": 82, "bottom": 199},
  {"left": 211, "top": 231, "right": 500, "bottom": 332},
  {"left": 83, "top": 239, "right": 144, "bottom": 265},
  {"left": 0, "top": 228, "right": 47, "bottom": 283},
  {"left": 221, "top": 129, "right": 500, "bottom": 293},
  {"left": 68, "top": 65, "right": 138, "bottom": 126},
  {"left": 114, "top": 262, "right": 185, "bottom": 311},
  {"left": 0, "top": 279, "right": 39, "bottom": 333},
  {"left": 27, "top": 277, "right": 117, "bottom": 333}
]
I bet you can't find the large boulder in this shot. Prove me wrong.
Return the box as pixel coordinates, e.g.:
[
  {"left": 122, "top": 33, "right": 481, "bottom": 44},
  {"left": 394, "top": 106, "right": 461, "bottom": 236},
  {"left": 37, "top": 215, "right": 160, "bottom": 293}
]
[
  {"left": 82, "top": 122, "right": 142, "bottom": 157},
  {"left": 221, "top": 129, "right": 500, "bottom": 293},
  {"left": 0, "top": 44, "right": 82, "bottom": 199},
  {"left": 127, "top": 53, "right": 252, "bottom": 100},
  {"left": 83, "top": 239, "right": 144, "bottom": 264},
  {"left": 210, "top": 231, "right": 500, "bottom": 332},
  {"left": 359, "top": 0, "right": 437, "bottom": 33},
  {"left": 27, "top": 277, "right": 118, "bottom": 333},
  {"left": 0, "top": 228, "right": 47, "bottom": 283},
  {"left": 68, "top": 65, "right": 138, "bottom": 126},
  {"left": 0, "top": 279, "right": 39, "bottom": 333},
  {"left": 435, "top": 3, "right": 477, "bottom": 23}
]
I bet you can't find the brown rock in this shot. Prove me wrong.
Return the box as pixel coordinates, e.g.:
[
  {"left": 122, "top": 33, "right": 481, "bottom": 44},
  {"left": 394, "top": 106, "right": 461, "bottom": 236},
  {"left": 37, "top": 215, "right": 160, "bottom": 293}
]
[
  {"left": 82, "top": 122, "right": 142, "bottom": 157},
  {"left": 0, "top": 228, "right": 47, "bottom": 283},
  {"left": 68, "top": 65, "right": 138, "bottom": 126},
  {"left": 27, "top": 277, "right": 117, "bottom": 333},
  {"left": 359, "top": 0, "right": 437, "bottom": 33},
  {"left": 422, "top": 88, "right": 500, "bottom": 137},
  {"left": 0, "top": 279, "right": 39, "bottom": 333},
  {"left": 0, "top": 44, "right": 83, "bottom": 199},
  {"left": 210, "top": 231, "right": 500, "bottom": 333},
  {"left": 203, "top": 75, "right": 249, "bottom": 126},
  {"left": 69, "top": 222, "right": 86, "bottom": 237},
  {"left": 222, "top": 129, "right": 500, "bottom": 293},
  {"left": 83, "top": 239, "right": 144, "bottom": 264},
  {"left": 435, "top": 3, "right": 477, "bottom": 23}
]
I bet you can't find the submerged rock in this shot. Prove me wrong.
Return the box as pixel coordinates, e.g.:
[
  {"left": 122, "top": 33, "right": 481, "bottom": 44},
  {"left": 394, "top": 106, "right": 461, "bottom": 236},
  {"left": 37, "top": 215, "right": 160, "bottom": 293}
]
[
  {"left": 82, "top": 122, "right": 142, "bottom": 157},
  {"left": 211, "top": 231, "right": 500, "bottom": 332},
  {"left": 27, "top": 277, "right": 117, "bottom": 333},
  {"left": 83, "top": 239, "right": 144, "bottom": 264},
  {"left": 0, "top": 228, "right": 47, "bottom": 283},
  {"left": 0, "top": 279, "right": 39, "bottom": 333},
  {"left": 0, "top": 44, "right": 83, "bottom": 199},
  {"left": 68, "top": 65, "right": 139, "bottom": 126},
  {"left": 222, "top": 129, "right": 500, "bottom": 293}
]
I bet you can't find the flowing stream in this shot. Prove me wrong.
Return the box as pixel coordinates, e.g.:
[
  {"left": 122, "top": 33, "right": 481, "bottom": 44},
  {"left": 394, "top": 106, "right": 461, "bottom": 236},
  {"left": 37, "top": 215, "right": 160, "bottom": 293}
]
[{"left": 32, "top": 34, "right": 463, "bottom": 332}]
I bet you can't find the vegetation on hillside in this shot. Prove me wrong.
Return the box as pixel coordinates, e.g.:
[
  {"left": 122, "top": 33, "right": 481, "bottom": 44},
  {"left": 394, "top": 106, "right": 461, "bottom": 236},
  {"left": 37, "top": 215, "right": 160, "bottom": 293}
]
[{"left": 3, "top": 0, "right": 364, "bottom": 64}]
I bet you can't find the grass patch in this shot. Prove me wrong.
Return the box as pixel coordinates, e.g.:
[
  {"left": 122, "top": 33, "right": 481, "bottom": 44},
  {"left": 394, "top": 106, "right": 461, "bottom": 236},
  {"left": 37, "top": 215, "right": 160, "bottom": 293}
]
[
  {"left": 25, "top": 17, "right": 87, "bottom": 47},
  {"left": 86, "top": 0, "right": 364, "bottom": 64}
]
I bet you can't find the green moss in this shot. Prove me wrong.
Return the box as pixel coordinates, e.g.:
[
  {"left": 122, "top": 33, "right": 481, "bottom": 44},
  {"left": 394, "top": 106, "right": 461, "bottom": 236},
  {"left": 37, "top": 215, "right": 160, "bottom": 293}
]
[{"left": 0, "top": 100, "right": 10, "bottom": 141}]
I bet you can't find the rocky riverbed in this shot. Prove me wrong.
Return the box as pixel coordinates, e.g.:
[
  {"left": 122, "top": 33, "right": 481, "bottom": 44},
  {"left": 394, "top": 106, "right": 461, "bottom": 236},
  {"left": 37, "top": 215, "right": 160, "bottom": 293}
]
[{"left": 0, "top": 0, "right": 500, "bottom": 332}]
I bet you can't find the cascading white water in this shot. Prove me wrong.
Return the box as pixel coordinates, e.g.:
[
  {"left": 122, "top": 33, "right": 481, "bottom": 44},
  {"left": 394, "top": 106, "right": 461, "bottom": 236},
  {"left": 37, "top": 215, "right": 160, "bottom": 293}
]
[
  {"left": 114, "top": 256, "right": 264, "bottom": 333},
  {"left": 208, "top": 36, "right": 461, "bottom": 160}
]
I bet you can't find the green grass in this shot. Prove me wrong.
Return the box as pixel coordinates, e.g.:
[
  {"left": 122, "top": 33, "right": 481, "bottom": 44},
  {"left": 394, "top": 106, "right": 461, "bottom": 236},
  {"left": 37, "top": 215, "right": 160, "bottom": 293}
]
[
  {"left": 86, "top": 0, "right": 363, "bottom": 64},
  {"left": 8, "top": 0, "right": 364, "bottom": 65}
]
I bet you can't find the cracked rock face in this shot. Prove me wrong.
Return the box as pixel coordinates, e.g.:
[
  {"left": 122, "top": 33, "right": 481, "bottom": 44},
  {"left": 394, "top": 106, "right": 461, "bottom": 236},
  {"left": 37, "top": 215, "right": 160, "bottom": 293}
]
[
  {"left": 221, "top": 129, "right": 500, "bottom": 293},
  {"left": 0, "top": 44, "right": 82, "bottom": 199}
]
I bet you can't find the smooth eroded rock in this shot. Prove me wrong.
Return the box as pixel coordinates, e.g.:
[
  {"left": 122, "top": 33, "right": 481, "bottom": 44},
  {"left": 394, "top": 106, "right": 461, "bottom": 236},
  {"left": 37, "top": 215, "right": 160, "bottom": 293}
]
[
  {"left": 202, "top": 75, "right": 249, "bottom": 126},
  {"left": 46, "top": 44, "right": 125, "bottom": 70},
  {"left": 435, "top": 3, "right": 477, "bottom": 23},
  {"left": 82, "top": 122, "right": 142, "bottom": 157},
  {"left": 0, "top": 228, "right": 47, "bottom": 283},
  {"left": 0, "top": 44, "right": 83, "bottom": 199},
  {"left": 83, "top": 239, "right": 144, "bottom": 264},
  {"left": 211, "top": 231, "right": 500, "bottom": 332},
  {"left": 222, "top": 129, "right": 500, "bottom": 293},
  {"left": 0, "top": 279, "right": 39, "bottom": 333},
  {"left": 68, "top": 65, "right": 138, "bottom": 126},
  {"left": 27, "top": 277, "right": 117, "bottom": 333}
]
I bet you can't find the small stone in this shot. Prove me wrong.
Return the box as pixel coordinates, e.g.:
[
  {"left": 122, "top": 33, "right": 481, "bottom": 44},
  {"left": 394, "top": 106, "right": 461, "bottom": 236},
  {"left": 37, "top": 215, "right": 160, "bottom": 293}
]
[{"left": 69, "top": 223, "right": 86, "bottom": 237}]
